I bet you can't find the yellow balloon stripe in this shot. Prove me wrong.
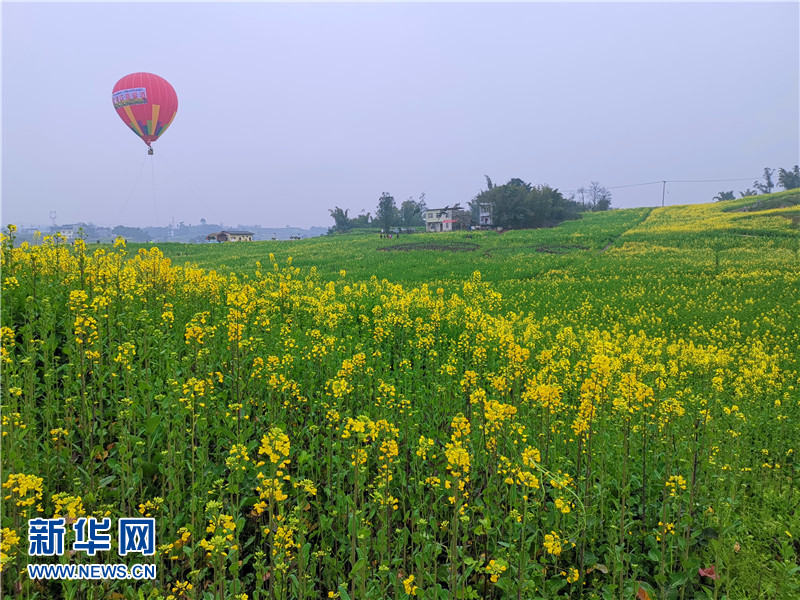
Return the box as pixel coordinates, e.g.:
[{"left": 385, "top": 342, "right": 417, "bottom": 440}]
[
  {"left": 123, "top": 106, "right": 144, "bottom": 137},
  {"left": 151, "top": 104, "right": 161, "bottom": 135}
]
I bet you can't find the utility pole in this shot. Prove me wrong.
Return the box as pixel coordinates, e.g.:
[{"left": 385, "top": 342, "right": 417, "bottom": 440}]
[{"left": 661, "top": 181, "right": 666, "bottom": 207}]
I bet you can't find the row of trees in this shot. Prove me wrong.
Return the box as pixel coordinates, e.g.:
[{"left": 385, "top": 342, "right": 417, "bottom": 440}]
[
  {"left": 328, "top": 194, "right": 428, "bottom": 233},
  {"left": 328, "top": 177, "right": 612, "bottom": 234},
  {"left": 469, "top": 177, "right": 609, "bottom": 230},
  {"left": 714, "top": 165, "right": 800, "bottom": 201}
]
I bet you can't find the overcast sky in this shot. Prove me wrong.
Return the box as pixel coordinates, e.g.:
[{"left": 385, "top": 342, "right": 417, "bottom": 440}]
[{"left": 2, "top": 2, "right": 798, "bottom": 230}]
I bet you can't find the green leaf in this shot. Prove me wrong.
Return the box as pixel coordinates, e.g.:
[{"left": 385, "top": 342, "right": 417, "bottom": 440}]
[
  {"left": 682, "top": 556, "right": 701, "bottom": 572},
  {"left": 701, "top": 527, "right": 719, "bottom": 540},
  {"left": 669, "top": 571, "right": 690, "bottom": 587},
  {"left": 141, "top": 462, "right": 158, "bottom": 479},
  {"left": 241, "top": 496, "right": 259, "bottom": 508},
  {"left": 300, "top": 542, "right": 311, "bottom": 571},
  {"left": 349, "top": 557, "right": 367, "bottom": 578},
  {"left": 547, "top": 577, "right": 567, "bottom": 594},
  {"left": 145, "top": 415, "right": 161, "bottom": 435}
]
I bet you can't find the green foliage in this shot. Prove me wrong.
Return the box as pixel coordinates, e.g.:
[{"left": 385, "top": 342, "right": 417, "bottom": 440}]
[
  {"left": 474, "top": 177, "right": 586, "bottom": 230},
  {"left": 712, "top": 191, "right": 736, "bottom": 202},
  {"left": 328, "top": 206, "right": 351, "bottom": 232},
  {"left": 2, "top": 196, "right": 799, "bottom": 599},
  {"left": 376, "top": 192, "right": 398, "bottom": 233},
  {"left": 328, "top": 207, "right": 373, "bottom": 234},
  {"left": 720, "top": 188, "right": 800, "bottom": 214},
  {"left": 778, "top": 165, "right": 800, "bottom": 190},
  {"left": 400, "top": 193, "right": 427, "bottom": 228},
  {"left": 112, "top": 224, "right": 151, "bottom": 242},
  {"left": 754, "top": 167, "right": 776, "bottom": 195}
]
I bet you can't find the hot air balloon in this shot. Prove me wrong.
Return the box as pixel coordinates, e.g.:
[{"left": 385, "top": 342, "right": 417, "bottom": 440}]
[{"left": 112, "top": 73, "right": 178, "bottom": 155}]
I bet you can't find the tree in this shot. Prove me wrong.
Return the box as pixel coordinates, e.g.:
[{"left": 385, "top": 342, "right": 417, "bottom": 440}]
[
  {"left": 713, "top": 191, "right": 736, "bottom": 202},
  {"left": 587, "top": 181, "right": 612, "bottom": 211},
  {"left": 328, "top": 206, "right": 351, "bottom": 232},
  {"left": 738, "top": 188, "right": 759, "bottom": 198},
  {"left": 484, "top": 178, "right": 532, "bottom": 229},
  {"left": 527, "top": 186, "right": 555, "bottom": 227},
  {"left": 574, "top": 186, "right": 588, "bottom": 207},
  {"left": 777, "top": 165, "right": 800, "bottom": 190},
  {"left": 452, "top": 206, "right": 472, "bottom": 230},
  {"left": 474, "top": 177, "right": 584, "bottom": 229},
  {"left": 112, "top": 225, "right": 149, "bottom": 242},
  {"left": 376, "top": 193, "right": 398, "bottom": 233},
  {"left": 399, "top": 194, "right": 427, "bottom": 227},
  {"left": 352, "top": 211, "right": 371, "bottom": 227},
  {"left": 754, "top": 167, "right": 775, "bottom": 195},
  {"left": 469, "top": 191, "right": 484, "bottom": 223}
]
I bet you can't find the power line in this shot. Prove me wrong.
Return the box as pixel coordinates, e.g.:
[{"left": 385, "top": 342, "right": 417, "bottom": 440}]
[
  {"left": 606, "top": 181, "right": 663, "bottom": 190},
  {"left": 560, "top": 181, "right": 661, "bottom": 194},
  {"left": 607, "top": 177, "right": 759, "bottom": 189},
  {"left": 667, "top": 178, "right": 758, "bottom": 183},
  {"left": 562, "top": 176, "right": 761, "bottom": 195}
]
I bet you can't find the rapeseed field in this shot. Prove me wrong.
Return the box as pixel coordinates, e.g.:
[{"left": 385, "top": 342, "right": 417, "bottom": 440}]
[{"left": 2, "top": 192, "right": 799, "bottom": 599}]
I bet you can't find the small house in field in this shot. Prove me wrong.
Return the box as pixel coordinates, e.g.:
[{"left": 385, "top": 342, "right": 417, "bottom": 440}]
[
  {"left": 56, "top": 224, "right": 81, "bottom": 240},
  {"left": 478, "top": 203, "right": 492, "bottom": 228},
  {"left": 423, "top": 204, "right": 469, "bottom": 232},
  {"left": 206, "top": 230, "right": 254, "bottom": 243}
]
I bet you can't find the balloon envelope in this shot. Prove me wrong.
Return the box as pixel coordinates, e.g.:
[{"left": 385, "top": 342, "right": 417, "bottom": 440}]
[{"left": 112, "top": 72, "right": 178, "bottom": 147}]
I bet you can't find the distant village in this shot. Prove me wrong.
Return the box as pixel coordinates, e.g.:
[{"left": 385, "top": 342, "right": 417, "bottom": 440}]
[
  {"left": 8, "top": 175, "right": 626, "bottom": 245},
  {"left": 10, "top": 221, "right": 328, "bottom": 245}
]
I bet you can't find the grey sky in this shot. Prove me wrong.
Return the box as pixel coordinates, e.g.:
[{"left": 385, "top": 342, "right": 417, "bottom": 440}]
[{"left": 2, "top": 2, "right": 798, "bottom": 230}]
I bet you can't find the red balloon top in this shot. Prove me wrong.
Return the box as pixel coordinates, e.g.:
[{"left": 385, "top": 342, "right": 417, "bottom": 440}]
[{"left": 112, "top": 72, "right": 178, "bottom": 147}]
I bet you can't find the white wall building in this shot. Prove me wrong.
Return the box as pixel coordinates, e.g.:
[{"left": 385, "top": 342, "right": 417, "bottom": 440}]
[
  {"left": 56, "top": 224, "right": 80, "bottom": 240},
  {"left": 423, "top": 205, "right": 466, "bottom": 232},
  {"left": 479, "top": 203, "right": 492, "bottom": 227}
]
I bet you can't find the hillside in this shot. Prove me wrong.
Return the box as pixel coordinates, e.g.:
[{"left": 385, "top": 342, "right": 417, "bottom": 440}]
[{"left": 151, "top": 191, "right": 799, "bottom": 283}]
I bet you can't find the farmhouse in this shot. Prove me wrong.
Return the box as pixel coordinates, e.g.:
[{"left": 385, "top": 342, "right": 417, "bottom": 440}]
[
  {"left": 206, "top": 230, "right": 254, "bottom": 243},
  {"left": 478, "top": 203, "right": 492, "bottom": 227},
  {"left": 423, "top": 204, "right": 469, "bottom": 232},
  {"left": 56, "top": 224, "right": 81, "bottom": 240}
]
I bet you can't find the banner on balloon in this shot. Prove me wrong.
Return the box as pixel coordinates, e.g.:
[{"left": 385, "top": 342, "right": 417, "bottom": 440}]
[{"left": 112, "top": 88, "right": 148, "bottom": 109}]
